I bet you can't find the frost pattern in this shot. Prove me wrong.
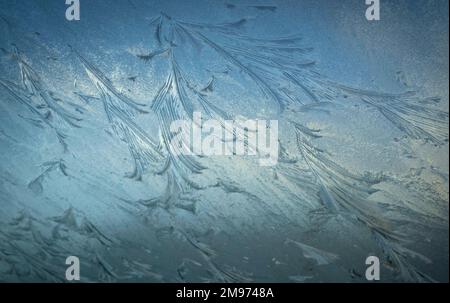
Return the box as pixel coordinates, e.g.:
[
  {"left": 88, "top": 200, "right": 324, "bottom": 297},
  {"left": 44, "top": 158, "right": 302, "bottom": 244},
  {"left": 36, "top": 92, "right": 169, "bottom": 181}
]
[{"left": 0, "top": 1, "right": 448, "bottom": 282}]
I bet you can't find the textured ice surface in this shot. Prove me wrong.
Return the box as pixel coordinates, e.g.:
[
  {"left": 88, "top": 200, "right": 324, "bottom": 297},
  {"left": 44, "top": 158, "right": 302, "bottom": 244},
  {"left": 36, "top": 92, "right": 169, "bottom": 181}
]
[{"left": 0, "top": 0, "right": 448, "bottom": 282}]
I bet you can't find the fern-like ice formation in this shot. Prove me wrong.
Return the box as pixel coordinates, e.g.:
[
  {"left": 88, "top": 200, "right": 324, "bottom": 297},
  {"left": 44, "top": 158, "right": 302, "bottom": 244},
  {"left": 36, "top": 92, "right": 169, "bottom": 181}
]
[
  {"left": 0, "top": 3, "right": 448, "bottom": 282},
  {"left": 130, "top": 13, "right": 447, "bottom": 281}
]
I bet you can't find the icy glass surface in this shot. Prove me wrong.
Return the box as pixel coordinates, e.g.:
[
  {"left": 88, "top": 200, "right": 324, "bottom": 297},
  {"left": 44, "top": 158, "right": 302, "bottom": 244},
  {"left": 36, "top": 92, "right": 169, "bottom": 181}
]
[{"left": 0, "top": 0, "right": 448, "bottom": 282}]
